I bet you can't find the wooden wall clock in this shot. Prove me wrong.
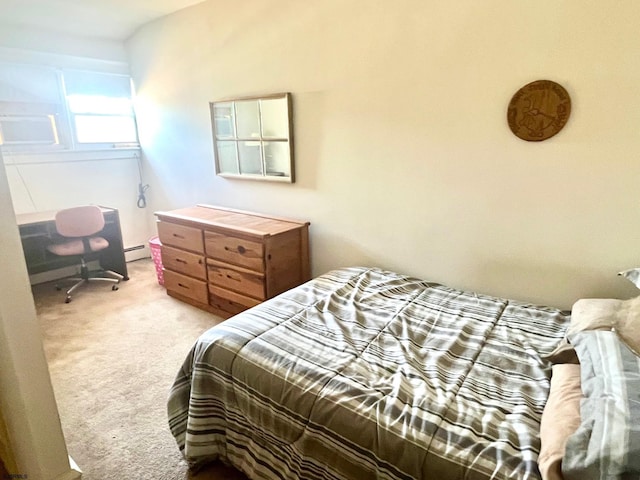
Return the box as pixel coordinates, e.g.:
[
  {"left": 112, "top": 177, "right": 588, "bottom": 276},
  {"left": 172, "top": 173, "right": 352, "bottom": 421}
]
[{"left": 507, "top": 80, "right": 571, "bottom": 141}]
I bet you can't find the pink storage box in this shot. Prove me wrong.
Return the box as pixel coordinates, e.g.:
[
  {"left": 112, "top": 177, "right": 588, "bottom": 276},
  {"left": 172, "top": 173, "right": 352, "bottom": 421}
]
[{"left": 149, "top": 236, "right": 164, "bottom": 286}]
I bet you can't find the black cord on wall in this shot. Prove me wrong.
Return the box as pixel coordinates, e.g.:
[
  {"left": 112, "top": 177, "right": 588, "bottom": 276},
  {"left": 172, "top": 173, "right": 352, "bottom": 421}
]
[{"left": 136, "top": 153, "right": 149, "bottom": 208}]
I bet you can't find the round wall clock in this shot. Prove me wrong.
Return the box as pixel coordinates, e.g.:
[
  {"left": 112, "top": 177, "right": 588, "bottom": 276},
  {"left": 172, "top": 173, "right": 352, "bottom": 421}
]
[{"left": 507, "top": 80, "right": 571, "bottom": 141}]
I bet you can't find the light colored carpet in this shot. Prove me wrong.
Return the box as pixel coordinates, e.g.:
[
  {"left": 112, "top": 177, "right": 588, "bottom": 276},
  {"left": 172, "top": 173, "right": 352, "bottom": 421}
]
[{"left": 33, "top": 258, "right": 248, "bottom": 480}]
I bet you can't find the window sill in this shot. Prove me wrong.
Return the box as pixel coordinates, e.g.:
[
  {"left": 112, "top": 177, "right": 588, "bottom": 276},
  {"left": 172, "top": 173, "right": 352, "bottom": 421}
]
[{"left": 2, "top": 147, "right": 141, "bottom": 165}]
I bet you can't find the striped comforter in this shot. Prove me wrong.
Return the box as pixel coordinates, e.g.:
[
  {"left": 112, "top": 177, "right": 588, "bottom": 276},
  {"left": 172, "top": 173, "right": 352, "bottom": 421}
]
[{"left": 168, "top": 267, "right": 570, "bottom": 480}]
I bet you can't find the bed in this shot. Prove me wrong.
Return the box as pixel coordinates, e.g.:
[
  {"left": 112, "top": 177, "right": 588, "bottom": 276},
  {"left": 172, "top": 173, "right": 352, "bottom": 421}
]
[{"left": 168, "top": 266, "right": 584, "bottom": 479}]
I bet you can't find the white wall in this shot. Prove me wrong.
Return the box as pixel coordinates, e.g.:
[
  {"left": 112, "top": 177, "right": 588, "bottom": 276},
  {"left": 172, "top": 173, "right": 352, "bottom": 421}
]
[
  {"left": 0, "top": 24, "right": 126, "bottom": 64},
  {"left": 5, "top": 150, "right": 151, "bottom": 259},
  {"left": 127, "top": 0, "right": 640, "bottom": 309}
]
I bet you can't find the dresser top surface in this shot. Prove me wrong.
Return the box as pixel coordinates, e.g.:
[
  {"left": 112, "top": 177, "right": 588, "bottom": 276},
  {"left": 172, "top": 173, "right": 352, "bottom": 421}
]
[{"left": 155, "top": 205, "right": 309, "bottom": 237}]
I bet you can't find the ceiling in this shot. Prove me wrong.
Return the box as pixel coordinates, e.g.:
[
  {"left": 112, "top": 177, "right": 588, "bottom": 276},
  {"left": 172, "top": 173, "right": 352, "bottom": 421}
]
[{"left": 0, "top": 0, "right": 206, "bottom": 41}]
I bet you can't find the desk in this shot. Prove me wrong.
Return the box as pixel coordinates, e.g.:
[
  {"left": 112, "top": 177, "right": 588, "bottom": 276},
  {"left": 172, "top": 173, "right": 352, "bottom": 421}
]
[{"left": 16, "top": 206, "right": 129, "bottom": 280}]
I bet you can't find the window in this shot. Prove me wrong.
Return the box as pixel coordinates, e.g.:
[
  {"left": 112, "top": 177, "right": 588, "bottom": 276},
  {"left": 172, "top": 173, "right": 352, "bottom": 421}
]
[
  {"left": 63, "top": 70, "right": 138, "bottom": 147},
  {"left": 67, "top": 95, "right": 137, "bottom": 144},
  {"left": 0, "top": 63, "right": 65, "bottom": 152},
  {"left": 0, "top": 62, "right": 139, "bottom": 153},
  {"left": 0, "top": 113, "right": 59, "bottom": 145}
]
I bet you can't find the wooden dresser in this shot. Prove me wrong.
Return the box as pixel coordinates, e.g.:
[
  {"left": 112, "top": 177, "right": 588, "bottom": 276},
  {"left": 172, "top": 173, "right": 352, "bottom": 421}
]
[{"left": 155, "top": 204, "right": 311, "bottom": 318}]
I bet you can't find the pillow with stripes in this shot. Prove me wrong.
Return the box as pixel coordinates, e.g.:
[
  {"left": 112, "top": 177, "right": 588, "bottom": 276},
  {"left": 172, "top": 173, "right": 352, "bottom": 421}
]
[{"left": 562, "top": 330, "right": 640, "bottom": 480}]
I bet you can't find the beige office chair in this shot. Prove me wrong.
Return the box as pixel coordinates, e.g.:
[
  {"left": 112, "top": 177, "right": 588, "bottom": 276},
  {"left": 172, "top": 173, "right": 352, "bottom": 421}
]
[{"left": 46, "top": 205, "right": 123, "bottom": 303}]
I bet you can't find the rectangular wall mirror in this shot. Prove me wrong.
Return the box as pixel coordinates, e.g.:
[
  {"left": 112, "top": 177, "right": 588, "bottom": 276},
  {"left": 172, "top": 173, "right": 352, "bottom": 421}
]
[{"left": 210, "top": 92, "right": 294, "bottom": 183}]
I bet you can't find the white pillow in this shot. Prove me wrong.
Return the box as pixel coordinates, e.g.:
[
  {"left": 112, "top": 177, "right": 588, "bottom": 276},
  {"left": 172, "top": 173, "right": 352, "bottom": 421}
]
[
  {"left": 618, "top": 267, "right": 640, "bottom": 289},
  {"left": 568, "top": 296, "right": 640, "bottom": 357}
]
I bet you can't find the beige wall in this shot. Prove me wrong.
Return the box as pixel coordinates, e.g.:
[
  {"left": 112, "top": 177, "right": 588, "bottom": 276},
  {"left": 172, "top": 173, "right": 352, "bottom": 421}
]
[
  {"left": 127, "top": 0, "right": 640, "bottom": 309},
  {"left": 0, "top": 403, "right": 16, "bottom": 474}
]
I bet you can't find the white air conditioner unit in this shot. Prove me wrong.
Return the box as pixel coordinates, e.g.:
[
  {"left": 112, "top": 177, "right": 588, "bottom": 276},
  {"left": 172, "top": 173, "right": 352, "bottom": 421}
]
[{"left": 0, "top": 115, "right": 59, "bottom": 145}]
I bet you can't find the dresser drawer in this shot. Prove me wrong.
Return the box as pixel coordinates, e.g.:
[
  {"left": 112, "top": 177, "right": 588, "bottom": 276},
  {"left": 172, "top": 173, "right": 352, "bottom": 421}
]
[
  {"left": 158, "top": 222, "right": 204, "bottom": 253},
  {"left": 162, "top": 246, "right": 206, "bottom": 280},
  {"left": 209, "top": 294, "right": 250, "bottom": 317},
  {"left": 207, "top": 260, "right": 266, "bottom": 300},
  {"left": 164, "top": 270, "right": 208, "bottom": 305},
  {"left": 209, "top": 284, "right": 261, "bottom": 311},
  {"left": 204, "top": 231, "right": 264, "bottom": 271}
]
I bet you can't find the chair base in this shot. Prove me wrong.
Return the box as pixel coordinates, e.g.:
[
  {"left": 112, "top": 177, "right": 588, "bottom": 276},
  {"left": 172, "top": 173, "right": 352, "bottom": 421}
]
[{"left": 55, "top": 260, "right": 123, "bottom": 303}]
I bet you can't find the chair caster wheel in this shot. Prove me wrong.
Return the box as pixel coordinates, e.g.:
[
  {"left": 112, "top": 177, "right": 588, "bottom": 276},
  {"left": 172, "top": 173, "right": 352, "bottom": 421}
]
[
  {"left": 55, "top": 285, "right": 62, "bottom": 291},
  {"left": 112, "top": 285, "right": 118, "bottom": 291},
  {"left": 65, "top": 296, "right": 71, "bottom": 303}
]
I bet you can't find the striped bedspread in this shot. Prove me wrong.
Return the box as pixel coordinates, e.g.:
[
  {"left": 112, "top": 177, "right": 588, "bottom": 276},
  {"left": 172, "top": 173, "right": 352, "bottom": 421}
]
[{"left": 168, "top": 267, "right": 570, "bottom": 480}]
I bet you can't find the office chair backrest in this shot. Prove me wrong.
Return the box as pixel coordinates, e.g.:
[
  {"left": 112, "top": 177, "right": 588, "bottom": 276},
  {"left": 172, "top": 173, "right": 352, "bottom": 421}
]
[{"left": 54, "top": 205, "right": 105, "bottom": 238}]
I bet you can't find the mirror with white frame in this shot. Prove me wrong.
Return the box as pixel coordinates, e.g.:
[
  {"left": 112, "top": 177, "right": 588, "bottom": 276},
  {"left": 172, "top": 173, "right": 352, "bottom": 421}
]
[{"left": 210, "top": 92, "right": 294, "bottom": 182}]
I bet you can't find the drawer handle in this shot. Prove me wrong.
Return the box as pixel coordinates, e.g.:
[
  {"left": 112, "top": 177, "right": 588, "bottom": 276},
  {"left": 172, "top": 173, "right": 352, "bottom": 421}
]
[
  {"left": 226, "top": 274, "right": 239, "bottom": 282},
  {"left": 172, "top": 233, "right": 185, "bottom": 239},
  {"left": 177, "top": 282, "right": 190, "bottom": 290},
  {"left": 176, "top": 258, "right": 187, "bottom": 264}
]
